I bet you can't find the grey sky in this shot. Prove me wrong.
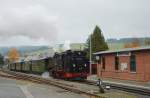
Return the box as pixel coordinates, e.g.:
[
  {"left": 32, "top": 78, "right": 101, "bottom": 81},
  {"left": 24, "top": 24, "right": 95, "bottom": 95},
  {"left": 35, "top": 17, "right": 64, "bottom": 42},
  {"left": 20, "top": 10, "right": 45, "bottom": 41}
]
[{"left": 0, "top": 0, "right": 150, "bottom": 46}]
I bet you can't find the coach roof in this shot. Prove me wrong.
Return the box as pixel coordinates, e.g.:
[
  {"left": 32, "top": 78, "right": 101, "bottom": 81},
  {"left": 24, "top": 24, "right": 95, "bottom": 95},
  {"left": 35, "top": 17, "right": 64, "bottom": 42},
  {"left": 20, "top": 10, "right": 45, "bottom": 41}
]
[{"left": 93, "top": 46, "right": 150, "bottom": 55}]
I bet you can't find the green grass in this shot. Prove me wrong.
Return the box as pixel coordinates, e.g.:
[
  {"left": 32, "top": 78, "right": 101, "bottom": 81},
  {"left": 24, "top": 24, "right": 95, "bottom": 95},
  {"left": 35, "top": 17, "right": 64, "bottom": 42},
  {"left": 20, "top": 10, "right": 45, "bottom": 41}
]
[{"left": 108, "top": 43, "right": 125, "bottom": 50}]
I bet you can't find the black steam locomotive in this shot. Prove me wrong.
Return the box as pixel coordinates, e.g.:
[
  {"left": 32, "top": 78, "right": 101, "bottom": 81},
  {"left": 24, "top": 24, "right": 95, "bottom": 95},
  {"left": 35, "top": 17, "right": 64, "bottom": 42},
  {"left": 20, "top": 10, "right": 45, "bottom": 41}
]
[{"left": 51, "top": 50, "right": 89, "bottom": 80}]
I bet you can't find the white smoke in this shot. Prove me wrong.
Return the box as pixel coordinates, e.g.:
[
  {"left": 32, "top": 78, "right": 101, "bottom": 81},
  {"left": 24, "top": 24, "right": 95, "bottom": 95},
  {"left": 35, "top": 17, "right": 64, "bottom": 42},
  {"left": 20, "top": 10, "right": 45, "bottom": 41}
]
[
  {"left": 64, "top": 40, "right": 71, "bottom": 50},
  {"left": 42, "top": 71, "right": 49, "bottom": 78}
]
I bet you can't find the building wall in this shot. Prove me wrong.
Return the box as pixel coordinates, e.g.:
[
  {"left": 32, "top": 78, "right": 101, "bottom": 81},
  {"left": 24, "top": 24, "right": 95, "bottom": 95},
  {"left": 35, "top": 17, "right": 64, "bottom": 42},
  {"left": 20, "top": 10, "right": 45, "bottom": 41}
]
[
  {"left": 98, "top": 50, "right": 150, "bottom": 82},
  {"left": 141, "top": 51, "right": 150, "bottom": 82}
]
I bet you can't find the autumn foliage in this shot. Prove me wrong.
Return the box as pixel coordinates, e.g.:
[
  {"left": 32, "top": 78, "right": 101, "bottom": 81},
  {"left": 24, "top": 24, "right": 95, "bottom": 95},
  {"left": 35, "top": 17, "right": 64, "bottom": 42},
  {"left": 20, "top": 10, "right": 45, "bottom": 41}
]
[
  {"left": 124, "top": 39, "right": 140, "bottom": 48},
  {"left": 145, "top": 39, "right": 150, "bottom": 46},
  {"left": 124, "top": 43, "right": 132, "bottom": 48},
  {"left": 8, "top": 48, "right": 20, "bottom": 62}
]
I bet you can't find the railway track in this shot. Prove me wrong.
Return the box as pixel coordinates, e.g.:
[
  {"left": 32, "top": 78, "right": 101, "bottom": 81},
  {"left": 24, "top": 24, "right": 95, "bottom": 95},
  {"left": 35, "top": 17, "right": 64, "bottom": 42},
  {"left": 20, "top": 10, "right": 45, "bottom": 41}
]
[
  {"left": 1, "top": 69, "right": 149, "bottom": 97},
  {"left": 84, "top": 80, "right": 150, "bottom": 96},
  {"left": 0, "top": 70, "right": 104, "bottom": 98}
]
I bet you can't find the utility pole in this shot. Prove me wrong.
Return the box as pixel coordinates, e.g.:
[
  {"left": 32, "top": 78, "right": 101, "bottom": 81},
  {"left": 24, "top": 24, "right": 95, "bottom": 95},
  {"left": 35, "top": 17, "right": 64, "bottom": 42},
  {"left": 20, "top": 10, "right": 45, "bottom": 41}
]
[{"left": 90, "top": 34, "right": 92, "bottom": 75}]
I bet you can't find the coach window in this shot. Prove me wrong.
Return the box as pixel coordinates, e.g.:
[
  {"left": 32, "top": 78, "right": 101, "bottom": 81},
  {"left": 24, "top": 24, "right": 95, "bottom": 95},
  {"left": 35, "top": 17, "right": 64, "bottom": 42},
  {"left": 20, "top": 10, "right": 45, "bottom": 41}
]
[
  {"left": 102, "top": 57, "right": 105, "bottom": 70},
  {"left": 130, "top": 55, "right": 136, "bottom": 72},
  {"left": 115, "top": 56, "right": 119, "bottom": 70}
]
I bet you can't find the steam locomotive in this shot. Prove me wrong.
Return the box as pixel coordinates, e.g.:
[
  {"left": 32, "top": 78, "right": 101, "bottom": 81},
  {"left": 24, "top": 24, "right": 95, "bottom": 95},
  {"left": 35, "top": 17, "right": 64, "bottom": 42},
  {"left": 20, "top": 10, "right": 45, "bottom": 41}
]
[
  {"left": 8, "top": 50, "right": 89, "bottom": 80},
  {"left": 51, "top": 50, "right": 89, "bottom": 80}
]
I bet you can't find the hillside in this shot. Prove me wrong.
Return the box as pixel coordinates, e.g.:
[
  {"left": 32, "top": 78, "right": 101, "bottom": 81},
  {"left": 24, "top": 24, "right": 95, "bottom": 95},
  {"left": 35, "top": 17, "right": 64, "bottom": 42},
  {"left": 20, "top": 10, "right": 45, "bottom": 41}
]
[
  {"left": 0, "top": 46, "right": 49, "bottom": 56},
  {"left": 107, "top": 37, "right": 150, "bottom": 50}
]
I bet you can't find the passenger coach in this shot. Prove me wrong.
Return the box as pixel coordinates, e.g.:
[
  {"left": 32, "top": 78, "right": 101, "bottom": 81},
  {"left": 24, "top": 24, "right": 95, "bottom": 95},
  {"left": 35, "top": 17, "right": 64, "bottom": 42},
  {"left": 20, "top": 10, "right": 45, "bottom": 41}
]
[{"left": 8, "top": 57, "right": 54, "bottom": 74}]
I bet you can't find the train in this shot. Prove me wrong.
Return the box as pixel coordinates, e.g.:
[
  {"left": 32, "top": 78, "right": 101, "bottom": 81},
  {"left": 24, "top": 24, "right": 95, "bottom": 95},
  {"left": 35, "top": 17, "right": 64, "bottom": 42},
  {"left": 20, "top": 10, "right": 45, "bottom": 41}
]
[
  {"left": 8, "top": 50, "right": 89, "bottom": 80},
  {"left": 8, "top": 57, "right": 54, "bottom": 74}
]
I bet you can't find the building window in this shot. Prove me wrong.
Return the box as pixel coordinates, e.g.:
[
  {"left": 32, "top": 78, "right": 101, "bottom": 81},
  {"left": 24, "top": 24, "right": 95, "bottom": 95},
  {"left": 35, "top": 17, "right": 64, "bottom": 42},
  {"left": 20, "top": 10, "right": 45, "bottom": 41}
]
[
  {"left": 102, "top": 57, "right": 105, "bottom": 69},
  {"left": 115, "top": 56, "right": 119, "bottom": 70},
  {"left": 130, "top": 55, "right": 136, "bottom": 72}
]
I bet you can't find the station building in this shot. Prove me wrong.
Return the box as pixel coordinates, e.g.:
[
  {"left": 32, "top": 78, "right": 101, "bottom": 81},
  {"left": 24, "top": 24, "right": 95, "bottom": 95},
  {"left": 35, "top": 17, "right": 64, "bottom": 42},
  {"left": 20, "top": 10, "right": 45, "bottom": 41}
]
[{"left": 94, "top": 47, "right": 150, "bottom": 82}]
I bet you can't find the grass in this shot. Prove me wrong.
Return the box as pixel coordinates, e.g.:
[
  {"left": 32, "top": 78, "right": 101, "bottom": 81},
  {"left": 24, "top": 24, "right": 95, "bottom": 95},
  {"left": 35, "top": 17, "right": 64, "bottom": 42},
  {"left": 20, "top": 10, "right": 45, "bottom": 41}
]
[{"left": 108, "top": 43, "right": 125, "bottom": 50}]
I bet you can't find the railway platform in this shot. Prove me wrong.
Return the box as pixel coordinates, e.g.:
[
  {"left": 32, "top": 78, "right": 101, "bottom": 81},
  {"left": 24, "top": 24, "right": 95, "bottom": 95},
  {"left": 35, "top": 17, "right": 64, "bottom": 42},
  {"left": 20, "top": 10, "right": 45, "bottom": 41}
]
[
  {"left": 87, "top": 75, "right": 150, "bottom": 97},
  {"left": 87, "top": 75, "right": 150, "bottom": 89},
  {"left": 0, "top": 77, "right": 88, "bottom": 98}
]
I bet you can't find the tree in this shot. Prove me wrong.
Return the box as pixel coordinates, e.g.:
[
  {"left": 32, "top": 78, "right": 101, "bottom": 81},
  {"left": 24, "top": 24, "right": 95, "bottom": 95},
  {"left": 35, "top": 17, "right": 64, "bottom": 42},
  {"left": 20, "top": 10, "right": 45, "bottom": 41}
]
[
  {"left": 145, "top": 39, "right": 150, "bottom": 46},
  {"left": 86, "top": 25, "right": 108, "bottom": 59},
  {"left": 8, "top": 48, "right": 20, "bottom": 62},
  {"left": 124, "top": 38, "right": 140, "bottom": 48},
  {"left": 131, "top": 38, "right": 140, "bottom": 48},
  {"left": 124, "top": 43, "right": 131, "bottom": 48},
  {"left": 0, "top": 54, "right": 4, "bottom": 67}
]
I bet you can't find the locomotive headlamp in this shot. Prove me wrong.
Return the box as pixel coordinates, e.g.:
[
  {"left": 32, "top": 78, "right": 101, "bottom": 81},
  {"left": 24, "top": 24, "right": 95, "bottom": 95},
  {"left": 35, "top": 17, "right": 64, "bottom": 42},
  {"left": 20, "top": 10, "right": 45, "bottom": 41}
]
[
  {"left": 78, "top": 52, "right": 81, "bottom": 55},
  {"left": 73, "top": 64, "right": 76, "bottom": 67}
]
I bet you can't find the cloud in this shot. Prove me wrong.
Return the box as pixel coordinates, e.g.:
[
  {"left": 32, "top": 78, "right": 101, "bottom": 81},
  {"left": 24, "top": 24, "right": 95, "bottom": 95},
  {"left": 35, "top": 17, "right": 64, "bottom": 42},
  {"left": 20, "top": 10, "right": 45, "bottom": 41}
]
[
  {"left": 0, "top": 1, "right": 59, "bottom": 41},
  {"left": 0, "top": 0, "right": 150, "bottom": 46},
  {"left": 0, "top": 36, "right": 50, "bottom": 46}
]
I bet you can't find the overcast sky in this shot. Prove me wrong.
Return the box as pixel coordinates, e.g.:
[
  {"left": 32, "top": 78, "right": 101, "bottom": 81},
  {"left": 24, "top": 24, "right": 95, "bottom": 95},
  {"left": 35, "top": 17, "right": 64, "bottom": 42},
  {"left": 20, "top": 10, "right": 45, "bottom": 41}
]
[{"left": 0, "top": 0, "right": 150, "bottom": 46}]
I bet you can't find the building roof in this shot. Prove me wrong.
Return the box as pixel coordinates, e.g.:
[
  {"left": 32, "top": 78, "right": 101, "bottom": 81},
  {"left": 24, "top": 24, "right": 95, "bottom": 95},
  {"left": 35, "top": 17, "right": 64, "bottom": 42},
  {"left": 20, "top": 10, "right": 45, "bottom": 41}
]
[{"left": 94, "top": 46, "right": 150, "bottom": 55}]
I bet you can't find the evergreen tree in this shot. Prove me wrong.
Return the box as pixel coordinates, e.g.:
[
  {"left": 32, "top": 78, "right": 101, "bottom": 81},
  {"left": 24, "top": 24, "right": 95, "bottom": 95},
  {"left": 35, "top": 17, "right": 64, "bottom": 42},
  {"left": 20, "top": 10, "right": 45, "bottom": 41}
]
[
  {"left": 85, "top": 25, "right": 108, "bottom": 59},
  {"left": 0, "top": 54, "right": 4, "bottom": 67}
]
